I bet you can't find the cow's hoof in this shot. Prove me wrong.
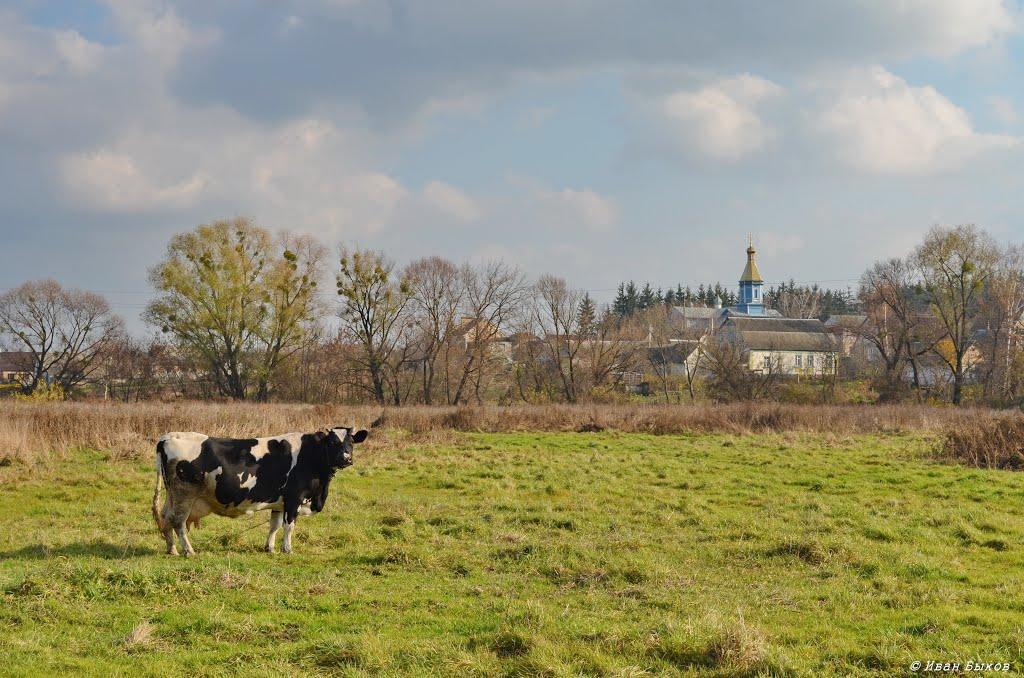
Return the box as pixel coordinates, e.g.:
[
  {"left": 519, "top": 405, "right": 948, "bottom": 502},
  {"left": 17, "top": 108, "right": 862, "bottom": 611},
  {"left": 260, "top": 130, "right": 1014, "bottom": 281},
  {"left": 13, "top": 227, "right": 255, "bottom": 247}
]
[
  {"left": 183, "top": 550, "right": 196, "bottom": 558},
  {"left": 167, "top": 548, "right": 178, "bottom": 556},
  {"left": 265, "top": 546, "right": 275, "bottom": 554}
]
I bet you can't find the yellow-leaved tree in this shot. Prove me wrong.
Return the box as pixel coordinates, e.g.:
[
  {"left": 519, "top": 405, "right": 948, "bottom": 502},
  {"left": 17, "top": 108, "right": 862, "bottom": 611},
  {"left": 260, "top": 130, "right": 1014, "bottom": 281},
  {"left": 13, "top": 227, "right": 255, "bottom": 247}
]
[{"left": 145, "top": 217, "right": 325, "bottom": 400}]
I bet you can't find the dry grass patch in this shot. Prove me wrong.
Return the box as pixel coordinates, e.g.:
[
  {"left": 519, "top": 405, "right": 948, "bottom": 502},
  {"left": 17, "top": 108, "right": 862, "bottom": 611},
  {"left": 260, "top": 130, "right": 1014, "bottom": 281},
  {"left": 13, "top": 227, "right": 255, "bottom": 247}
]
[
  {"left": 937, "top": 416, "right": 1024, "bottom": 470},
  {"left": 123, "top": 621, "right": 155, "bottom": 651},
  {"left": 0, "top": 400, "right": 1005, "bottom": 466}
]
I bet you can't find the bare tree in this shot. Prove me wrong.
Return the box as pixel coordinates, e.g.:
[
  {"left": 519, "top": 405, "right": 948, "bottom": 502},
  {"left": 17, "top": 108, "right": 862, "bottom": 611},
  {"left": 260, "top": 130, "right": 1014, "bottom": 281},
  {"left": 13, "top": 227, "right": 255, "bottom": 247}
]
[
  {"left": 915, "top": 224, "right": 1000, "bottom": 404},
  {"left": 508, "top": 311, "right": 556, "bottom": 403},
  {"left": 404, "top": 256, "right": 462, "bottom": 404},
  {"left": 702, "top": 336, "right": 780, "bottom": 401},
  {"left": 448, "top": 261, "right": 525, "bottom": 404},
  {"left": 100, "top": 335, "right": 169, "bottom": 402},
  {"left": 858, "top": 257, "right": 924, "bottom": 399},
  {"left": 770, "top": 280, "right": 823, "bottom": 319},
  {"left": 0, "top": 279, "right": 123, "bottom": 395},
  {"left": 335, "top": 246, "right": 414, "bottom": 405},
  {"left": 534, "top": 275, "right": 584, "bottom": 402},
  {"left": 580, "top": 309, "right": 643, "bottom": 398},
  {"left": 974, "top": 245, "right": 1024, "bottom": 403},
  {"left": 646, "top": 306, "right": 708, "bottom": 402}
]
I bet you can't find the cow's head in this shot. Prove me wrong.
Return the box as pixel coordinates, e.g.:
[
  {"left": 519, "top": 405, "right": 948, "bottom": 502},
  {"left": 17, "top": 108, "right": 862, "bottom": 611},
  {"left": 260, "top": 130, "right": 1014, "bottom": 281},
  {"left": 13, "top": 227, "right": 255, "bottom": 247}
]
[{"left": 327, "top": 426, "right": 368, "bottom": 468}]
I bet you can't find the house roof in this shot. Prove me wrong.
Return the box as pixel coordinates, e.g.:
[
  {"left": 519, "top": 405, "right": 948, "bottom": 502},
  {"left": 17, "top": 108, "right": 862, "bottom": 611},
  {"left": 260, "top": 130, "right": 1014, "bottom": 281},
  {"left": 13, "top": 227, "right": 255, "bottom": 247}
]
[
  {"left": 670, "top": 306, "right": 782, "bottom": 322},
  {"left": 648, "top": 341, "right": 700, "bottom": 365},
  {"left": 722, "top": 317, "right": 835, "bottom": 352},
  {"left": 0, "top": 351, "right": 33, "bottom": 372},
  {"left": 671, "top": 306, "right": 724, "bottom": 320},
  {"left": 824, "top": 314, "right": 867, "bottom": 330}
]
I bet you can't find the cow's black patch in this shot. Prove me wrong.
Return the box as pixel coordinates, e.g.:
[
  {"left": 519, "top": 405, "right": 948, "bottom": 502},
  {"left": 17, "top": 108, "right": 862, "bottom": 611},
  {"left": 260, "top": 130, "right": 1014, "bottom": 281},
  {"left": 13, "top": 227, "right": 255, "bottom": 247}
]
[
  {"left": 248, "top": 438, "right": 294, "bottom": 504},
  {"left": 157, "top": 440, "right": 169, "bottom": 479},
  {"left": 175, "top": 459, "right": 203, "bottom": 484}
]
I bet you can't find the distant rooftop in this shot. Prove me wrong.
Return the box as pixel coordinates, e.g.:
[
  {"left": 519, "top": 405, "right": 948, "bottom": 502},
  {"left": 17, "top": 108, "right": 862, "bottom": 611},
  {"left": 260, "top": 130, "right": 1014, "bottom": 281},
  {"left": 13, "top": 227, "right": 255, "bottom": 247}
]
[
  {"left": 0, "top": 351, "right": 33, "bottom": 372},
  {"left": 721, "top": 316, "right": 835, "bottom": 352}
]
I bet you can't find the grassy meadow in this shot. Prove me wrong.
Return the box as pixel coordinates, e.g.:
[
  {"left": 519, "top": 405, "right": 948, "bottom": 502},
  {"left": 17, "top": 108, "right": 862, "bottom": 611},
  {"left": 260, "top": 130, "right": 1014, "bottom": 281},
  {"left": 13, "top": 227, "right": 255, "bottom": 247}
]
[{"left": 2, "top": 428, "right": 1024, "bottom": 676}]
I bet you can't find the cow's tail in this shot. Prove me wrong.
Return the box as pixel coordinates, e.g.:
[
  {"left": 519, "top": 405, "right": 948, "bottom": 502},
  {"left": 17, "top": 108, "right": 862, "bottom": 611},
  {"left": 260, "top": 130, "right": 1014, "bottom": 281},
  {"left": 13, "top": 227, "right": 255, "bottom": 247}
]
[{"left": 152, "top": 443, "right": 166, "bottom": 533}]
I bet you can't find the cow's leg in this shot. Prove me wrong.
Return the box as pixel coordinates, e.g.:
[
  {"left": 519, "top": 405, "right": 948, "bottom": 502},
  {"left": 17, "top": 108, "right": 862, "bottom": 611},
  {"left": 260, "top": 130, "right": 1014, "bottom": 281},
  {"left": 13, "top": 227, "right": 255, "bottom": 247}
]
[
  {"left": 265, "top": 510, "right": 283, "bottom": 553},
  {"left": 171, "top": 505, "right": 196, "bottom": 557},
  {"left": 160, "top": 501, "right": 178, "bottom": 556},
  {"left": 282, "top": 498, "right": 300, "bottom": 554},
  {"left": 282, "top": 519, "right": 296, "bottom": 554}
]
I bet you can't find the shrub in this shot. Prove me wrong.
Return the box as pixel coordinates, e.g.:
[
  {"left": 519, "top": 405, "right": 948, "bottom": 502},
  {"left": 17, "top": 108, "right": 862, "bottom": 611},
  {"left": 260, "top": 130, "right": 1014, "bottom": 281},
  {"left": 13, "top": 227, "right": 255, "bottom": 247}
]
[
  {"left": 13, "top": 383, "right": 65, "bottom": 402},
  {"left": 777, "top": 382, "right": 821, "bottom": 405},
  {"left": 937, "top": 415, "right": 1024, "bottom": 470}
]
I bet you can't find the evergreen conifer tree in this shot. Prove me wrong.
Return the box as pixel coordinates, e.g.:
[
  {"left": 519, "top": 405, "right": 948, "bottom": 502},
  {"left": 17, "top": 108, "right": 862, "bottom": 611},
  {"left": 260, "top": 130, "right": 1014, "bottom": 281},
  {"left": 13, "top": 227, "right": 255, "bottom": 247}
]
[
  {"left": 578, "top": 292, "right": 597, "bottom": 337},
  {"left": 612, "top": 283, "right": 628, "bottom": 317}
]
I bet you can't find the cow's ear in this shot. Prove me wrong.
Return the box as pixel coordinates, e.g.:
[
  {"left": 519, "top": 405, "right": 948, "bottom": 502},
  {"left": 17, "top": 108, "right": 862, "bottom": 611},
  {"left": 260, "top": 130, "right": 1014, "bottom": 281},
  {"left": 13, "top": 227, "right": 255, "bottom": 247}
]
[{"left": 352, "top": 429, "right": 368, "bottom": 443}]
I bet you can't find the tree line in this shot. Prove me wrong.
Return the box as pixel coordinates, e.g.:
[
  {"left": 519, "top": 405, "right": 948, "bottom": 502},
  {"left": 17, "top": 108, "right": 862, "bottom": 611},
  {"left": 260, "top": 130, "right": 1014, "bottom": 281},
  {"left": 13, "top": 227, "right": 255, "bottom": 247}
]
[
  {"left": 612, "top": 279, "right": 855, "bottom": 319},
  {"left": 855, "top": 224, "right": 1021, "bottom": 405},
  {"left": 0, "top": 219, "right": 1021, "bottom": 406}
]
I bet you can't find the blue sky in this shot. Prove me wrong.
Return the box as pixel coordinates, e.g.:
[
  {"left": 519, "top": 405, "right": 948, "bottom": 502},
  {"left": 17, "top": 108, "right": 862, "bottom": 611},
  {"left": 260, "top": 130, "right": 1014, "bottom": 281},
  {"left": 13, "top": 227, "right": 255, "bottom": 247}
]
[{"left": 1, "top": 1, "right": 1023, "bottom": 331}]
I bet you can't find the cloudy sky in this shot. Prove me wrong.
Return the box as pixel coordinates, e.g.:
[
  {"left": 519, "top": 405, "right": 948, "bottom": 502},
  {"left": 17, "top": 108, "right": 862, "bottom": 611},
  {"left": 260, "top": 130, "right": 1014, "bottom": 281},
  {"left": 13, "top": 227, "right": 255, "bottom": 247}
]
[{"left": 2, "top": 1, "right": 1023, "bottom": 329}]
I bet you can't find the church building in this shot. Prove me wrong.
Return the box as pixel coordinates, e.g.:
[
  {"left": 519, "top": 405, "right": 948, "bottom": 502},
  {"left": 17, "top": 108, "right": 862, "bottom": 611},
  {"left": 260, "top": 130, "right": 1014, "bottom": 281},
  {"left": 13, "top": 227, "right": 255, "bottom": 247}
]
[
  {"left": 735, "top": 242, "right": 765, "bottom": 315},
  {"left": 669, "top": 240, "right": 780, "bottom": 331},
  {"left": 670, "top": 240, "right": 838, "bottom": 376}
]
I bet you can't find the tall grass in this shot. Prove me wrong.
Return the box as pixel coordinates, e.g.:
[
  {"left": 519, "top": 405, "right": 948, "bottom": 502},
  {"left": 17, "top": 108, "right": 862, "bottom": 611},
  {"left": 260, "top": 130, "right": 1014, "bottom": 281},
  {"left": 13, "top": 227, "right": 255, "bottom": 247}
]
[
  {"left": 0, "top": 400, "right": 1009, "bottom": 465},
  {"left": 937, "top": 416, "right": 1024, "bottom": 470}
]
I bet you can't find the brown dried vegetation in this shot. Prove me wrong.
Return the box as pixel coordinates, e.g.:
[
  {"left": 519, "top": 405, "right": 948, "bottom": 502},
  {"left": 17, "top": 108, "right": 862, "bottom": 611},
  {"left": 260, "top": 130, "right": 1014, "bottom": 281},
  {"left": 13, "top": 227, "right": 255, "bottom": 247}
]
[
  {"left": 0, "top": 400, "right": 1012, "bottom": 466},
  {"left": 937, "top": 416, "right": 1024, "bottom": 470}
]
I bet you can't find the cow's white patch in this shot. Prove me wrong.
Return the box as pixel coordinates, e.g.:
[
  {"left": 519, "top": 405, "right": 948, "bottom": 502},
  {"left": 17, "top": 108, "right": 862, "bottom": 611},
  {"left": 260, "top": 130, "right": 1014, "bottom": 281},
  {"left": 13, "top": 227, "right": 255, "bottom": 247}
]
[
  {"left": 248, "top": 438, "right": 271, "bottom": 459},
  {"left": 159, "top": 432, "right": 209, "bottom": 464},
  {"left": 205, "top": 466, "right": 223, "bottom": 492},
  {"left": 238, "top": 471, "right": 256, "bottom": 489}
]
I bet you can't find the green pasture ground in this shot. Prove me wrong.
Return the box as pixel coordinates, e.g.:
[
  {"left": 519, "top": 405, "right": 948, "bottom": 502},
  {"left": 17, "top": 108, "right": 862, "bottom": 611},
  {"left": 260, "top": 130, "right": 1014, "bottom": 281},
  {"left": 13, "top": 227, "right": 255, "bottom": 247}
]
[{"left": 1, "top": 432, "right": 1023, "bottom": 676}]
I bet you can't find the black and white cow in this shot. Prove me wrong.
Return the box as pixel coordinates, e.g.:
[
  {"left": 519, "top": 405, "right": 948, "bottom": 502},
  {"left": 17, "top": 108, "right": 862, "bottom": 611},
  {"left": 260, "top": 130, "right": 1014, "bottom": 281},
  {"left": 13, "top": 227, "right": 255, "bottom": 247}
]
[{"left": 152, "top": 427, "right": 367, "bottom": 556}]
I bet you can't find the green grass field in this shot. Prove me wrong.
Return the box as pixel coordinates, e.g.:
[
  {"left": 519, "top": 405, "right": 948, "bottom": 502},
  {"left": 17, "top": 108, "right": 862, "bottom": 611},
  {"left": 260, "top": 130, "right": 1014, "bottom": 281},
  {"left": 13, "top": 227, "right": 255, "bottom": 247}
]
[{"left": 2, "top": 432, "right": 1023, "bottom": 676}]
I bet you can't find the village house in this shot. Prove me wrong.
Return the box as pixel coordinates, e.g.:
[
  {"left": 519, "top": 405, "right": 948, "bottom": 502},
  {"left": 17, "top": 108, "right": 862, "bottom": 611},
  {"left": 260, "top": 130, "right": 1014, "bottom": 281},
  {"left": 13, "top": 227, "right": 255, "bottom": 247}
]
[
  {"left": 0, "top": 351, "right": 34, "bottom": 385},
  {"left": 717, "top": 316, "right": 837, "bottom": 376},
  {"left": 824, "top": 315, "right": 868, "bottom": 358}
]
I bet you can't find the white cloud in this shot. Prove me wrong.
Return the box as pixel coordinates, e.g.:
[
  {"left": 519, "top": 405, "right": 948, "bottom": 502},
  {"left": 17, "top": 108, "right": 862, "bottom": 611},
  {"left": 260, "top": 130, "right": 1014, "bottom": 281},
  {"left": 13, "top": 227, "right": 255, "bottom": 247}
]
[
  {"left": 533, "top": 187, "right": 617, "bottom": 231},
  {"left": 816, "top": 67, "right": 1018, "bottom": 174},
  {"left": 2, "top": 1, "right": 1023, "bottom": 312},
  {"left": 55, "top": 112, "right": 410, "bottom": 239},
  {"left": 54, "top": 30, "right": 105, "bottom": 75},
  {"left": 896, "top": 0, "right": 1018, "bottom": 57},
  {"left": 163, "top": 1, "right": 1018, "bottom": 123},
  {"left": 104, "top": 0, "right": 218, "bottom": 69},
  {"left": 422, "top": 181, "right": 481, "bottom": 222},
  {"left": 655, "top": 75, "right": 783, "bottom": 161},
  {"left": 60, "top": 150, "right": 208, "bottom": 211},
  {"left": 991, "top": 95, "right": 1019, "bottom": 126}
]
